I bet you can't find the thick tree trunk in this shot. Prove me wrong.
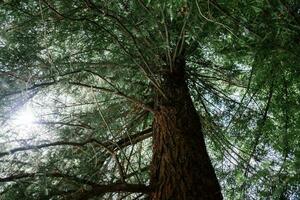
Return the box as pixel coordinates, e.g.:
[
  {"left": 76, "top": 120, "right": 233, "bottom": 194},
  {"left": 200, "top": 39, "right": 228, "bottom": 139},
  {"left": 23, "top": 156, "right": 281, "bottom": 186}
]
[{"left": 150, "top": 56, "right": 222, "bottom": 200}]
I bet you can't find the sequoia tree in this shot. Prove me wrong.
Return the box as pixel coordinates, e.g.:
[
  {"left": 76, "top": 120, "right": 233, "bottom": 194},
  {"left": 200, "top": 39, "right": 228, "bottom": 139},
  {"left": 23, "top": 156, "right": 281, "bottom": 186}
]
[{"left": 0, "top": 0, "right": 299, "bottom": 200}]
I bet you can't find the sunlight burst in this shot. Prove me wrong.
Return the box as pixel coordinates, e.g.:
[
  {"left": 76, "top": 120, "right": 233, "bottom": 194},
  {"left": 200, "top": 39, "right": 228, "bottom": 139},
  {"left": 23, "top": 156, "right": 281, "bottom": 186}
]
[
  {"left": 11, "top": 106, "right": 39, "bottom": 139},
  {"left": 14, "top": 107, "right": 36, "bottom": 126}
]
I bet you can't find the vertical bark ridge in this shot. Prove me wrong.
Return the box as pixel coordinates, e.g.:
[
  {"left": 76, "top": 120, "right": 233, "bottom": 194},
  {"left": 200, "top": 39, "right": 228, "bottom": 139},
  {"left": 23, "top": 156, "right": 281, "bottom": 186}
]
[{"left": 150, "top": 57, "right": 222, "bottom": 200}]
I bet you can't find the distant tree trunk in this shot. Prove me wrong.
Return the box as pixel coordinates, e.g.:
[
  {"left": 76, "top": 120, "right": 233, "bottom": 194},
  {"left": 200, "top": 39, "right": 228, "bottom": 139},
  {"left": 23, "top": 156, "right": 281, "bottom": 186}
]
[{"left": 150, "top": 55, "right": 222, "bottom": 200}]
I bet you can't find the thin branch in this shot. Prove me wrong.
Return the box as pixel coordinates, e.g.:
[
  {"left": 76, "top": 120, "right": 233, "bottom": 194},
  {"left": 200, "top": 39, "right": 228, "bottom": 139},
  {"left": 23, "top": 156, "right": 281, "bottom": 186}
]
[
  {"left": 244, "top": 80, "right": 274, "bottom": 176},
  {"left": 111, "top": 128, "right": 152, "bottom": 150},
  {"left": 0, "top": 140, "right": 95, "bottom": 158},
  {"left": 0, "top": 81, "right": 55, "bottom": 100},
  {"left": 35, "top": 120, "right": 93, "bottom": 129},
  {"left": 0, "top": 172, "right": 96, "bottom": 186},
  {"left": 84, "top": 0, "right": 167, "bottom": 100},
  {"left": 195, "top": 0, "right": 238, "bottom": 38},
  {"left": 70, "top": 183, "right": 151, "bottom": 200},
  {"left": 69, "top": 82, "right": 155, "bottom": 113},
  {"left": 0, "top": 173, "right": 151, "bottom": 195},
  {"left": 0, "top": 128, "right": 152, "bottom": 158}
]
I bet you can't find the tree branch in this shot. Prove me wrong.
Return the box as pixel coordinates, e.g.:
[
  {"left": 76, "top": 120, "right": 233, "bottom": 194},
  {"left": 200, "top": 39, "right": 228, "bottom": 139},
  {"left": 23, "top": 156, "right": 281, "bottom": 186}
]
[
  {"left": 0, "top": 172, "right": 95, "bottom": 186},
  {"left": 69, "top": 81, "right": 155, "bottom": 113},
  {"left": 0, "top": 81, "right": 55, "bottom": 100},
  {"left": 70, "top": 183, "right": 151, "bottom": 200},
  {"left": 0, "top": 173, "right": 151, "bottom": 196},
  {"left": 0, "top": 128, "right": 152, "bottom": 158}
]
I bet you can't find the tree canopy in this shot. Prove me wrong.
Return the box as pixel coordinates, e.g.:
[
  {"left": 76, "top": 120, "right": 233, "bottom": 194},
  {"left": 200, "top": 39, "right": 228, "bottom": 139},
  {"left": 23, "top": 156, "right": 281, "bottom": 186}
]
[{"left": 0, "top": 0, "right": 299, "bottom": 199}]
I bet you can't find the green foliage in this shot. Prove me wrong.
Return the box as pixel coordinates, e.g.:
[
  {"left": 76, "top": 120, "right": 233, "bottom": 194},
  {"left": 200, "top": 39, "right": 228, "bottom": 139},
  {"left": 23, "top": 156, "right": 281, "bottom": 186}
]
[{"left": 0, "top": 0, "right": 299, "bottom": 199}]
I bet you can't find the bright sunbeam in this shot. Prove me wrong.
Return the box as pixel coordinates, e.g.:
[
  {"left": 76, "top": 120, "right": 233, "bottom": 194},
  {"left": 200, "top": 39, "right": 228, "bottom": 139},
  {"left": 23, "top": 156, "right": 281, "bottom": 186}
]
[
  {"left": 10, "top": 106, "right": 39, "bottom": 139},
  {"left": 5, "top": 100, "right": 56, "bottom": 144},
  {"left": 14, "top": 107, "right": 35, "bottom": 126},
  {"left": 14, "top": 106, "right": 36, "bottom": 125}
]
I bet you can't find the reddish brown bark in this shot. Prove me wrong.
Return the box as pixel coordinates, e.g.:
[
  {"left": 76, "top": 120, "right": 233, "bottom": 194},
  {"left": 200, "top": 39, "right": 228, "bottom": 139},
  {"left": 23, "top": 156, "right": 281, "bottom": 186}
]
[{"left": 150, "top": 57, "right": 222, "bottom": 200}]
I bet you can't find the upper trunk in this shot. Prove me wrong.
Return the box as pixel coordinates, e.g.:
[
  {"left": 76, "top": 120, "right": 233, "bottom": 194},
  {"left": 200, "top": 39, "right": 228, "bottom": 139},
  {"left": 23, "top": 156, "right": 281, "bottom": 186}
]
[{"left": 150, "top": 56, "right": 222, "bottom": 200}]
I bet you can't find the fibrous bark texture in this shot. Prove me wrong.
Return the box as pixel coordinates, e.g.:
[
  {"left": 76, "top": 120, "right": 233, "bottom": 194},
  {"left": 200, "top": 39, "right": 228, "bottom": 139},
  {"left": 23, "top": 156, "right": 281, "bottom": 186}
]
[{"left": 150, "top": 56, "right": 222, "bottom": 200}]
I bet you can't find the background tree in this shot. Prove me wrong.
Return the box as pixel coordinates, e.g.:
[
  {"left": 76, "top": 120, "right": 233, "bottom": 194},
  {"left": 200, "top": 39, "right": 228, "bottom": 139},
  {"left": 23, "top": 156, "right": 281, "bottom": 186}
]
[{"left": 0, "top": 0, "right": 299, "bottom": 199}]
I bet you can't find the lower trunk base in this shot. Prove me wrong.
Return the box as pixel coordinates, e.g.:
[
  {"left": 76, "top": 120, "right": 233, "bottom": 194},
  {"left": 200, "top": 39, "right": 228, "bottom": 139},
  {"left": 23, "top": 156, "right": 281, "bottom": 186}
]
[{"left": 150, "top": 106, "right": 222, "bottom": 200}]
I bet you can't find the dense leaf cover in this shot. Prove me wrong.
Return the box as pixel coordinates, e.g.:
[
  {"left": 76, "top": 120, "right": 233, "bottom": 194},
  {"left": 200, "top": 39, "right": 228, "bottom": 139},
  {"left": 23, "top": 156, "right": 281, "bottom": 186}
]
[{"left": 0, "top": 0, "right": 299, "bottom": 199}]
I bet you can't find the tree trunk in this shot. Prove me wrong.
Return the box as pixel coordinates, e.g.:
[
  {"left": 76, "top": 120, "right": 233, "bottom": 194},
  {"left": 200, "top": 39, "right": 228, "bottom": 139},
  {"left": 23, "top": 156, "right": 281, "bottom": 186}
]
[{"left": 150, "top": 56, "right": 222, "bottom": 200}]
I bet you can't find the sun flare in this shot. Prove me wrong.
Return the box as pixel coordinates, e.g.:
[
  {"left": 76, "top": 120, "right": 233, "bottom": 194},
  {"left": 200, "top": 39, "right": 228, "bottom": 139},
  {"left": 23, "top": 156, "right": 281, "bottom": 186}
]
[
  {"left": 10, "top": 106, "right": 39, "bottom": 139},
  {"left": 14, "top": 107, "right": 36, "bottom": 126}
]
